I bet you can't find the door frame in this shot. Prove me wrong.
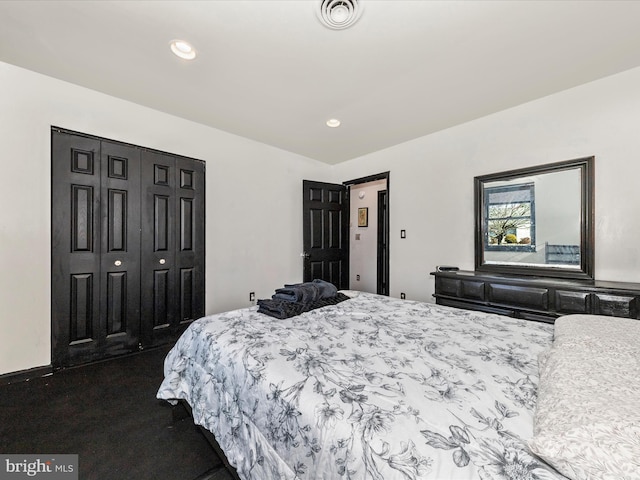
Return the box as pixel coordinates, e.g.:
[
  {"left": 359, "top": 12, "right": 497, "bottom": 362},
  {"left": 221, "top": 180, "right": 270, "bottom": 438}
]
[
  {"left": 343, "top": 171, "right": 390, "bottom": 295},
  {"left": 377, "top": 189, "right": 388, "bottom": 295}
]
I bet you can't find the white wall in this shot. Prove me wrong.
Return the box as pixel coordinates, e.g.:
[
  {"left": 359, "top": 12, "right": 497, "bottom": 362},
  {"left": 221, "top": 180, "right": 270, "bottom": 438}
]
[
  {"left": 333, "top": 66, "right": 640, "bottom": 302},
  {"left": 0, "top": 61, "right": 330, "bottom": 375}
]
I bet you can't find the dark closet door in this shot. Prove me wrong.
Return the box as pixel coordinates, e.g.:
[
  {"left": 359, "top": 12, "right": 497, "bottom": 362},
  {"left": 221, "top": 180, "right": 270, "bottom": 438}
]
[
  {"left": 100, "top": 141, "right": 141, "bottom": 356},
  {"left": 175, "top": 156, "right": 205, "bottom": 326},
  {"left": 52, "top": 132, "right": 141, "bottom": 368},
  {"left": 140, "top": 151, "right": 176, "bottom": 347},
  {"left": 53, "top": 129, "right": 205, "bottom": 366},
  {"left": 140, "top": 151, "right": 205, "bottom": 347}
]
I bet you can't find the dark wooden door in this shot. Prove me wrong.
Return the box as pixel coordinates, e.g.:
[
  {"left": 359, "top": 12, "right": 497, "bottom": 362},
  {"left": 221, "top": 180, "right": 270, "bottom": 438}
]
[
  {"left": 140, "top": 151, "right": 205, "bottom": 347},
  {"left": 52, "top": 132, "right": 141, "bottom": 368},
  {"left": 140, "top": 151, "right": 176, "bottom": 347},
  {"left": 100, "top": 141, "right": 141, "bottom": 356},
  {"left": 174, "top": 156, "right": 205, "bottom": 327},
  {"left": 302, "top": 180, "right": 349, "bottom": 289}
]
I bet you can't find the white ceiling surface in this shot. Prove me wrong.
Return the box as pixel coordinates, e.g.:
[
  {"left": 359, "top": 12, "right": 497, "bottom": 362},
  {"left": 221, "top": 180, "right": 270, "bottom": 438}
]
[{"left": 1, "top": 1, "right": 640, "bottom": 164}]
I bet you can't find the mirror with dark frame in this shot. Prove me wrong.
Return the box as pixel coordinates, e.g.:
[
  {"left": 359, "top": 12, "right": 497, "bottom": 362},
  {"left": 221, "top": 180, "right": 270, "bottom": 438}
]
[{"left": 474, "top": 156, "right": 594, "bottom": 280}]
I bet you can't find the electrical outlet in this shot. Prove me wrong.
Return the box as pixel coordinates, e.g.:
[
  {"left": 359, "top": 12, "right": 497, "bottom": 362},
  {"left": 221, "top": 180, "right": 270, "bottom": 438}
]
[
  {"left": 356, "top": 274, "right": 360, "bottom": 281},
  {"left": 400, "top": 293, "right": 406, "bottom": 299},
  {"left": 249, "top": 292, "right": 255, "bottom": 302}
]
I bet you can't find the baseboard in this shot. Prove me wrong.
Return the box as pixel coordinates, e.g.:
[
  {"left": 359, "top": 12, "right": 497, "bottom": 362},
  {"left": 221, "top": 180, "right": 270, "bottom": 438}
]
[{"left": 0, "top": 364, "right": 53, "bottom": 386}]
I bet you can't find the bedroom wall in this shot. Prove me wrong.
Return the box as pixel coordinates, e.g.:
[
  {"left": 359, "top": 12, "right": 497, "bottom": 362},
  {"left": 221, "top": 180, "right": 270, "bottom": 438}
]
[
  {"left": 0, "top": 61, "right": 330, "bottom": 376},
  {"left": 332, "top": 66, "right": 640, "bottom": 302}
]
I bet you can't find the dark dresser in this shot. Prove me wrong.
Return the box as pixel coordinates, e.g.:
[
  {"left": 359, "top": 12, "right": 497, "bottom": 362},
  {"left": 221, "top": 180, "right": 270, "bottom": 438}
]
[{"left": 431, "top": 270, "right": 640, "bottom": 323}]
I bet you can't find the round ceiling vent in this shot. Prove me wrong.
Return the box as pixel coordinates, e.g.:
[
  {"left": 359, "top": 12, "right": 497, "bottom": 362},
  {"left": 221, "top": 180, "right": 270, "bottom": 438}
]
[{"left": 317, "top": 0, "right": 362, "bottom": 30}]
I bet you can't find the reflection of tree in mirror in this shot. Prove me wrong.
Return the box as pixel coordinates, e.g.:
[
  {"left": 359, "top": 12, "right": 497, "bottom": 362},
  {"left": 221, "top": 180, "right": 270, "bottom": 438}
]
[{"left": 488, "top": 203, "right": 531, "bottom": 245}]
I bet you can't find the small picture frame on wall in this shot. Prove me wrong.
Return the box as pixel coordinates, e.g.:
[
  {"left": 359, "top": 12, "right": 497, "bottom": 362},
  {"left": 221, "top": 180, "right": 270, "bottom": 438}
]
[{"left": 358, "top": 207, "right": 368, "bottom": 227}]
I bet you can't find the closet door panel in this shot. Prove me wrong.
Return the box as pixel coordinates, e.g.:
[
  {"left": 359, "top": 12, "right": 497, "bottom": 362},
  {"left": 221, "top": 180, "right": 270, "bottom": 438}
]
[
  {"left": 140, "top": 151, "right": 176, "bottom": 346},
  {"left": 179, "top": 268, "right": 195, "bottom": 321},
  {"left": 52, "top": 133, "right": 102, "bottom": 367},
  {"left": 70, "top": 273, "right": 95, "bottom": 342},
  {"left": 106, "top": 271, "right": 126, "bottom": 335},
  {"left": 100, "top": 141, "right": 141, "bottom": 355},
  {"left": 152, "top": 270, "right": 171, "bottom": 327},
  {"left": 175, "top": 157, "right": 205, "bottom": 324},
  {"left": 154, "top": 195, "right": 171, "bottom": 251}
]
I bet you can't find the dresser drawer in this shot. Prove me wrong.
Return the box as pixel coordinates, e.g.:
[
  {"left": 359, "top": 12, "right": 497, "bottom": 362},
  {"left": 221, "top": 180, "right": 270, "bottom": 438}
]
[
  {"left": 435, "top": 277, "right": 459, "bottom": 297},
  {"left": 460, "top": 280, "right": 485, "bottom": 300},
  {"left": 488, "top": 284, "right": 549, "bottom": 310},
  {"left": 594, "top": 293, "right": 639, "bottom": 318},
  {"left": 555, "top": 290, "right": 590, "bottom": 314},
  {"left": 435, "top": 277, "right": 486, "bottom": 300}
]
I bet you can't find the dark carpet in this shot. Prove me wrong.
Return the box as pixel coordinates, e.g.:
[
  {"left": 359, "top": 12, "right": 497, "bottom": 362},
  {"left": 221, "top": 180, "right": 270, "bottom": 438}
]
[{"left": 0, "top": 346, "right": 235, "bottom": 480}]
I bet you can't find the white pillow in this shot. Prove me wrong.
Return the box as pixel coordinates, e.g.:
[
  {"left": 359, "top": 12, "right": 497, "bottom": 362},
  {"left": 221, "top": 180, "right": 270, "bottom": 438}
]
[{"left": 528, "top": 315, "right": 640, "bottom": 480}]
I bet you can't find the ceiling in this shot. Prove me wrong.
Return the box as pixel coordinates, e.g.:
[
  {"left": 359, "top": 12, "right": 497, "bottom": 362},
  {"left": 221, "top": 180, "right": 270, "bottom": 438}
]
[{"left": 1, "top": 1, "right": 640, "bottom": 165}]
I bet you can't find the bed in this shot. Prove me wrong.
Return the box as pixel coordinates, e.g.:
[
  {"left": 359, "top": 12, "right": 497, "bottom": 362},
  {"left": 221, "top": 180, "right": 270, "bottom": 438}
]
[{"left": 157, "top": 291, "right": 640, "bottom": 480}]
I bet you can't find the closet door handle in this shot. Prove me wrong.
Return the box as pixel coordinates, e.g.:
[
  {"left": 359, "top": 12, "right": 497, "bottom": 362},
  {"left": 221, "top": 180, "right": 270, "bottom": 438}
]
[
  {"left": 159, "top": 258, "right": 166, "bottom": 265},
  {"left": 114, "top": 260, "right": 122, "bottom": 267}
]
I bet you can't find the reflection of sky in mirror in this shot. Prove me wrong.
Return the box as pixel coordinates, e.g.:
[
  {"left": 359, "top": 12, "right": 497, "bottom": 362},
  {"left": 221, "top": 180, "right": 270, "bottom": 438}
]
[{"left": 487, "top": 188, "right": 532, "bottom": 203}]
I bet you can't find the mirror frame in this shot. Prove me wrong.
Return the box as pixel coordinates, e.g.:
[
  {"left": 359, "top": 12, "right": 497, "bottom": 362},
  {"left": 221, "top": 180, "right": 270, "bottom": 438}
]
[{"left": 474, "top": 156, "right": 594, "bottom": 280}]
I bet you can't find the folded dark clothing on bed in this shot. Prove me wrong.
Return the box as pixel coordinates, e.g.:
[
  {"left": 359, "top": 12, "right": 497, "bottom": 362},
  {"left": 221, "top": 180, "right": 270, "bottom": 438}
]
[
  {"left": 258, "top": 292, "right": 350, "bottom": 319},
  {"left": 273, "top": 283, "right": 320, "bottom": 303},
  {"left": 309, "top": 291, "right": 350, "bottom": 309},
  {"left": 311, "top": 279, "right": 338, "bottom": 298},
  {"left": 273, "top": 279, "right": 338, "bottom": 303}
]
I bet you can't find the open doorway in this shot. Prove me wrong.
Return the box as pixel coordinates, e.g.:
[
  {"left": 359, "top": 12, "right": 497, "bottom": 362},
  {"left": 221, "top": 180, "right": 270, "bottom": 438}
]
[{"left": 344, "top": 172, "right": 389, "bottom": 295}]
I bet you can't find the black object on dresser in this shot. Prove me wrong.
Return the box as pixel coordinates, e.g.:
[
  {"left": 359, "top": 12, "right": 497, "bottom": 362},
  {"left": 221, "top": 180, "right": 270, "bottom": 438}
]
[{"left": 432, "top": 270, "right": 640, "bottom": 323}]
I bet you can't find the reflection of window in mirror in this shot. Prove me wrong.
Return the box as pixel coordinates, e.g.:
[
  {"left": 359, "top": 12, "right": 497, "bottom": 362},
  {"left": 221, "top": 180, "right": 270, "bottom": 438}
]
[{"left": 484, "top": 183, "right": 535, "bottom": 252}]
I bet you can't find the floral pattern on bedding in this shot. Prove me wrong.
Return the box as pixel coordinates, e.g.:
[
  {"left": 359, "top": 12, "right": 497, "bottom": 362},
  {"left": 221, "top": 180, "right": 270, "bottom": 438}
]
[
  {"left": 157, "top": 292, "right": 565, "bottom": 480},
  {"left": 529, "top": 315, "right": 640, "bottom": 480}
]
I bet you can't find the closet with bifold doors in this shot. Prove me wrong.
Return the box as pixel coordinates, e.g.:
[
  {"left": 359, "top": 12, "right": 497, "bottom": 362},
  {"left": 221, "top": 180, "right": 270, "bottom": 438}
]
[{"left": 51, "top": 128, "right": 205, "bottom": 369}]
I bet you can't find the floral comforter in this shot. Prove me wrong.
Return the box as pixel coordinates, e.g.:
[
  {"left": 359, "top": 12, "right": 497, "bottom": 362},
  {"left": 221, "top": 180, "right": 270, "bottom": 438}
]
[{"left": 157, "top": 292, "right": 565, "bottom": 480}]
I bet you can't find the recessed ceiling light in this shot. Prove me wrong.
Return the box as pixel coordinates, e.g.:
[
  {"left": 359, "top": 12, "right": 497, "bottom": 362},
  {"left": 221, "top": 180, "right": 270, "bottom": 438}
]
[
  {"left": 326, "top": 118, "right": 341, "bottom": 128},
  {"left": 170, "top": 40, "right": 196, "bottom": 60}
]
